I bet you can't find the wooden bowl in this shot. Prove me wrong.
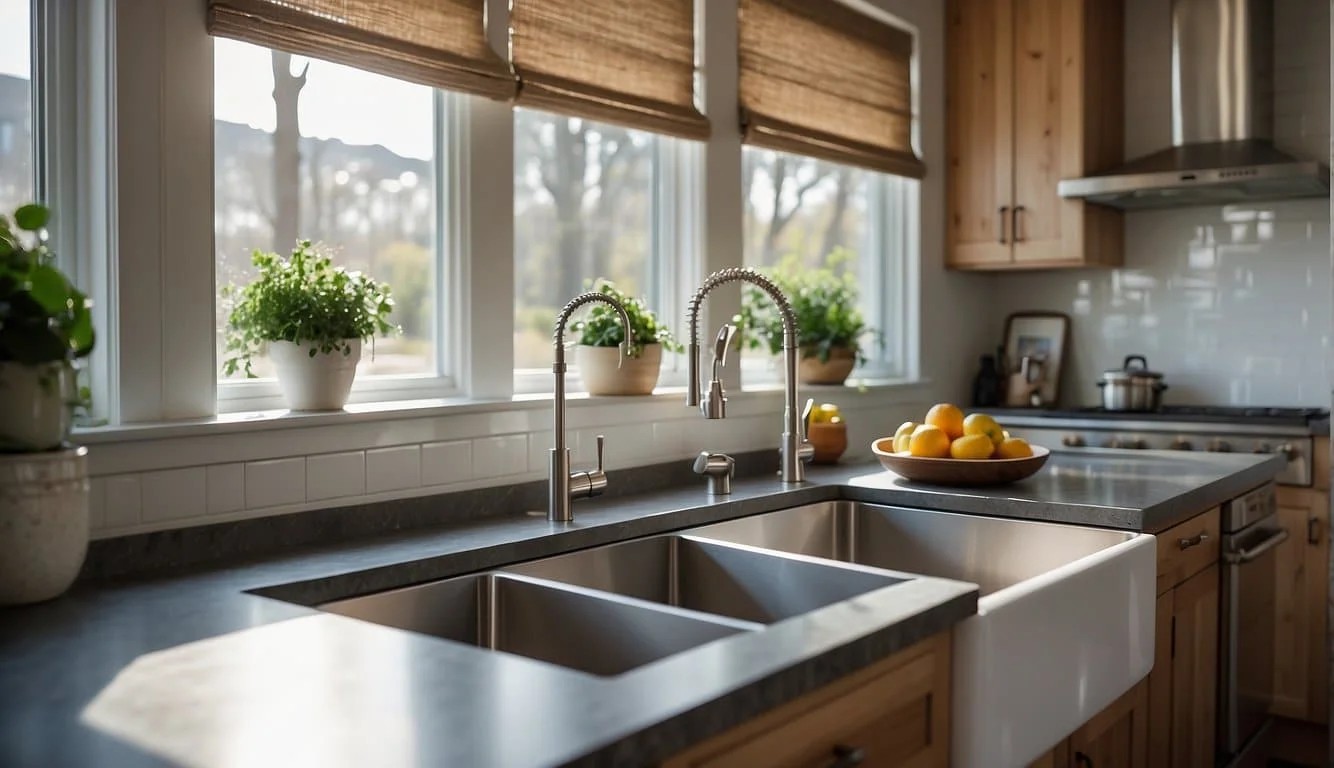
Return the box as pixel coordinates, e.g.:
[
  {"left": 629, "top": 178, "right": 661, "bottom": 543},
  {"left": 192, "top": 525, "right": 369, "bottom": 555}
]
[{"left": 870, "top": 438, "right": 1050, "bottom": 486}]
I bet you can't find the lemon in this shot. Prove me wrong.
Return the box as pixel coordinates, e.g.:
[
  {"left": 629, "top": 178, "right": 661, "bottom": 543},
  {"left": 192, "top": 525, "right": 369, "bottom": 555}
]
[
  {"left": 963, "top": 413, "right": 1005, "bottom": 447},
  {"left": 811, "top": 403, "right": 842, "bottom": 425},
  {"left": 892, "top": 421, "right": 918, "bottom": 453},
  {"left": 908, "top": 424, "right": 951, "bottom": 458},
  {"left": 950, "top": 434, "right": 995, "bottom": 460},
  {"left": 924, "top": 403, "right": 965, "bottom": 440},
  {"left": 996, "top": 437, "right": 1034, "bottom": 459}
]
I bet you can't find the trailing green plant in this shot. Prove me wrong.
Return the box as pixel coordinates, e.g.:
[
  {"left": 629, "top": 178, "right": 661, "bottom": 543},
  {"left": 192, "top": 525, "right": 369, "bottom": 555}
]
[
  {"left": 734, "top": 248, "right": 880, "bottom": 366},
  {"left": 222, "top": 240, "right": 397, "bottom": 377},
  {"left": 572, "top": 279, "right": 683, "bottom": 357},
  {"left": 0, "top": 203, "right": 94, "bottom": 365}
]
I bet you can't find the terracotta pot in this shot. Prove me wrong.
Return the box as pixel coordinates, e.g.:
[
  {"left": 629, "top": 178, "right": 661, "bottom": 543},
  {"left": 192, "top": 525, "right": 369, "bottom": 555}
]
[
  {"left": 0, "top": 361, "right": 73, "bottom": 451},
  {"left": 799, "top": 346, "right": 857, "bottom": 385},
  {"left": 576, "top": 344, "right": 663, "bottom": 396},
  {"left": 0, "top": 446, "right": 89, "bottom": 605},
  {"left": 269, "top": 339, "right": 361, "bottom": 411},
  {"left": 808, "top": 422, "right": 848, "bottom": 464}
]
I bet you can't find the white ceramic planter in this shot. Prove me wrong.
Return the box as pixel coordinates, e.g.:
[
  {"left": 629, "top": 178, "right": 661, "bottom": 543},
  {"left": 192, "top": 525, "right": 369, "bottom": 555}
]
[
  {"left": 269, "top": 339, "right": 361, "bottom": 411},
  {"left": 576, "top": 343, "right": 663, "bottom": 396},
  {"left": 0, "top": 446, "right": 89, "bottom": 605},
  {"left": 0, "top": 361, "right": 72, "bottom": 451}
]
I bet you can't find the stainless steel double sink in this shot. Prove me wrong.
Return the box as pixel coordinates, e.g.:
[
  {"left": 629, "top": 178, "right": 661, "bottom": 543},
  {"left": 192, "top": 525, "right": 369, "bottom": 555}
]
[{"left": 321, "top": 501, "right": 1145, "bottom": 686}]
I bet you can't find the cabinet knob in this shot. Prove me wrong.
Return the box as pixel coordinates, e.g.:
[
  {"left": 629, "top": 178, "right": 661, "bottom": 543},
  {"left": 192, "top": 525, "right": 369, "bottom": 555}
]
[
  {"left": 1074, "top": 752, "right": 1094, "bottom": 768},
  {"left": 827, "top": 744, "right": 866, "bottom": 768}
]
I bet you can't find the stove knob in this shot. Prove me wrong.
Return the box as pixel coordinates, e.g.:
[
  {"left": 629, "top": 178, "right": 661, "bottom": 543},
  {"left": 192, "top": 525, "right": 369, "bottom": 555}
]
[
  {"left": 1169, "top": 438, "right": 1194, "bottom": 451},
  {"left": 1207, "top": 439, "right": 1233, "bottom": 453},
  {"left": 1129, "top": 439, "right": 1148, "bottom": 450},
  {"left": 1103, "top": 437, "right": 1123, "bottom": 449},
  {"left": 1062, "top": 434, "right": 1086, "bottom": 448},
  {"left": 1276, "top": 443, "right": 1299, "bottom": 461},
  {"left": 1253, "top": 442, "right": 1272, "bottom": 455}
]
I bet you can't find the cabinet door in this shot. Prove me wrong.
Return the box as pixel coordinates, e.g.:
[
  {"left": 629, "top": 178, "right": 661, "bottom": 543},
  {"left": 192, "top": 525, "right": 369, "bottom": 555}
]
[
  {"left": 1009, "top": 0, "right": 1122, "bottom": 267},
  {"left": 1170, "top": 564, "right": 1219, "bottom": 768},
  {"left": 946, "top": 0, "right": 1014, "bottom": 268},
  {"left": 1068, "top": 681, "right": 1150, "bottom": 768},
  {"left": 1273, "top": 487, "right": 1330, "bottom": 723}
]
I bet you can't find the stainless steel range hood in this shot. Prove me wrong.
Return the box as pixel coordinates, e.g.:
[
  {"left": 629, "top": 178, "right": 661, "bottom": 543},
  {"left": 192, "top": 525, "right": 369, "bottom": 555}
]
[{"left": 1058, "top": 0, "right": 1329, "bottom": 211}]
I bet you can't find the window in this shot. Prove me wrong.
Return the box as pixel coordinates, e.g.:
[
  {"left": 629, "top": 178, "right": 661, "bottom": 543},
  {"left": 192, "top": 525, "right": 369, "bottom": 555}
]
[
  {"left": 742, "top": 147, "right": 915, "bottom": 379},
  {"left": 0, "top": 0, "right": 32, "bottom": 215},
  {"left": 213, "top": 38, "right": 442, "bottom": 390},
  {"left": 513, "top": 107, "right": 687, "bottom": 387}
]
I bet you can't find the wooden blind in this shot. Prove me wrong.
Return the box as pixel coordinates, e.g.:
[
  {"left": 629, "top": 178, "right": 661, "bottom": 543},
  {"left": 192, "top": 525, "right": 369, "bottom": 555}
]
[
  {"left": 207, "top": 0, "right": 515, "bottom": 101},
  {"left": 510, "top": 0, "right": 709, "bottom": 140},
  {"left": 739, "top": 0, "right": 924, "bottom": 178}
]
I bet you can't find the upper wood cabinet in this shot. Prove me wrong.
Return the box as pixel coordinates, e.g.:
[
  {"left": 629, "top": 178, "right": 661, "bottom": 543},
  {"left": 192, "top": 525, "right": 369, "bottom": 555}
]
[{"left": 946, "top": 0, "right": 1124, "bottom": 270}]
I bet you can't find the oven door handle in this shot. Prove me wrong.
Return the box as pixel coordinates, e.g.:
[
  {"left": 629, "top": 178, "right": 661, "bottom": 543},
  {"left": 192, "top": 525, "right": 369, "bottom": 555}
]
[{"left": 1223, "top": 528, "right": 1289, "bottom": 564}]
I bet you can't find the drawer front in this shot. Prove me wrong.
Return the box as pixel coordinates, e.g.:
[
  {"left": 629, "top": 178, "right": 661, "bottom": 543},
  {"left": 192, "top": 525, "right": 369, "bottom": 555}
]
[
  {"left": 666, "top": 634, "right": 950, "bottom": 768},
  {"left": 1156, "top": 507, "right": 1220, "bottom": 595}
]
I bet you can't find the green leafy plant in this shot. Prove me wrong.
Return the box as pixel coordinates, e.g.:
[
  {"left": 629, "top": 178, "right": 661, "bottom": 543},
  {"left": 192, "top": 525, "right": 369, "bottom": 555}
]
[
  {"left": 734, "top": 248, "right": 880, "bottom": 366},
  {"left": 0, "top": 203, "right": 94, "bottom": 365},
  {"left": 222, "top": 240, "right": 397, "bottom": 377},
  {"left": 572, "top": 280, "right": 683, "bottom": 357}
]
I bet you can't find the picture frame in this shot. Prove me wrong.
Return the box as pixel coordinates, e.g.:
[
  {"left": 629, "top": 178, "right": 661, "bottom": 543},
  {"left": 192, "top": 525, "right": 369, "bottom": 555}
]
[{"left": 1002, "top": 311, "right": 1069, "bottom": 407}]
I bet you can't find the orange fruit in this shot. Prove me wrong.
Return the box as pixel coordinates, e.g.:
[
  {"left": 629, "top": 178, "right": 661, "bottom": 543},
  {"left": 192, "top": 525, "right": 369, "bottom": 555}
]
[
  {"left": 996, "top": 437, "right": 1034, "bottom": 459},
  {"left": 950, "top": 434, "right": 995, "bottom": 460},
  {"left": 892, "top": 421, "right": 918, "bottom": 453},
  {"left": 963, "top": 413, "right": 1005, "bottom": 448},
  {"left": 924, "top": 403, "right": 965, "bottom": 440},
  {"left": 908, "top": 424, "right": 951, "bottom": 458}
]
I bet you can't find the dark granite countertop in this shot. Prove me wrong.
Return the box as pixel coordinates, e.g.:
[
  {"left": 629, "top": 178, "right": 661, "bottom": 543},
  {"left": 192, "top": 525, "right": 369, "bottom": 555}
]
[{"left": 0, "top": 449, "right": 1283, "bottom": 767}]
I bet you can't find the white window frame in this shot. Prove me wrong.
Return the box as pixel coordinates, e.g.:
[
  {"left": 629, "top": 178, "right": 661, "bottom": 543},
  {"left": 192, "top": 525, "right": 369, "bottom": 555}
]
[{"left": 510, "top": 116, "right": 699, "bottom": 396}]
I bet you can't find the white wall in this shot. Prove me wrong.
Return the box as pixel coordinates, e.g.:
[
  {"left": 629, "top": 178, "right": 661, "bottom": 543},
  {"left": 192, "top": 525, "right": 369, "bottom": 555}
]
[{"left": 988, "top": 0, "right": 1332, "bottom": 408}]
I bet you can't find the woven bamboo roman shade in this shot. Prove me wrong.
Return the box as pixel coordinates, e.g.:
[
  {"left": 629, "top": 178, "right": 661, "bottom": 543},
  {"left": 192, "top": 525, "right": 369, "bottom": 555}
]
[
  {"left": 207, "top": 0, "right": 514, "bottom": 100},
  {"left": 510, "top": 0, "right": 708, "bottom": 140},
  {"left": 738, "top": 0, "right": 924, "bottom": 178}
]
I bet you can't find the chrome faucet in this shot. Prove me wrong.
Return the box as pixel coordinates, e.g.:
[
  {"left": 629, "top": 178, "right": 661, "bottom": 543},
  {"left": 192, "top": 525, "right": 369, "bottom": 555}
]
[
  {"left": 686, "top": 267, "right": 813, "bottom": 483},
  {"left": 549, "top": 292, "right": 634, "bottom": 522}
]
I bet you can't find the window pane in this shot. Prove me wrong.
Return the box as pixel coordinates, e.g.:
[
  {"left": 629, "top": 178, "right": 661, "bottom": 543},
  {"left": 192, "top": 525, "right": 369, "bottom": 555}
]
[
  {"left": 214, "top": 38, "right": 437, "bottom": 380},
  {"left": 0, "top": 0, "right": 32, "bottom": 214},
  {"left": 513, "top": 108, "right": 658, "bottom": 371}
]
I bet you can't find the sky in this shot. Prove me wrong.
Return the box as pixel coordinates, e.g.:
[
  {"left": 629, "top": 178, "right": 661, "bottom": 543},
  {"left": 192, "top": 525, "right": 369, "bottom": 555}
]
[
  {"left": 214, "top": 38, "right": 433, "bottom": 160},
  {"left": 0, "top": 1, "right": 29, "bottom": 79}
]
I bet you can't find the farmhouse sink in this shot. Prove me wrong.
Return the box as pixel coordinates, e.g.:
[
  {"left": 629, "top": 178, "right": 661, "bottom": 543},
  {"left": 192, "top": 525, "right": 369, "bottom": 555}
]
[
  {"left": 321, "top": 572, "right": 760, "bottom": 676},
  {"left": 692, "top": 501, "right": 1157, "bottom": 768},
  {"left": 505, "top": 534, "right": 906, "bottom": 624}
]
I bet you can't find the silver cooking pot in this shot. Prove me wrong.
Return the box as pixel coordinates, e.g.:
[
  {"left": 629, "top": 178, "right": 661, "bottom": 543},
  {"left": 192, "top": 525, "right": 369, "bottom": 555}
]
[{"left": 1097, "top": 355, "right": 1168, "bottom": 411}]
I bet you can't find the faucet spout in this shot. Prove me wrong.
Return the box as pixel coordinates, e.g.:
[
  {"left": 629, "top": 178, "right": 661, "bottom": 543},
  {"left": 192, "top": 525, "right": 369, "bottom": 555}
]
[
  {"left": 549, "top": 292, "right": 634, "bottom": 522},
  {"left": 685, "top": 267, "right": 812, "bottom": 483}
]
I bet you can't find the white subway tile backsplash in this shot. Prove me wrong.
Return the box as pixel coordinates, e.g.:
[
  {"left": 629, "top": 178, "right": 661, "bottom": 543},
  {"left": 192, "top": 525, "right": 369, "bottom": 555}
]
[
  {"left": 527, "top": 431, "right": 553, "bottom": 474},
  {"left": 102, "top": 474, "right": 142, "bottom": 529},
  {"left": 306, "top": 451, "right": 366, "bottom": 501},
  {"left": 245, "top": 457, "right": 306, "bottom": 508},
  {"left": 421, "top": 441, "right": 471, "bottom": 486},
  {"left": 141, "top": 467, "right": 207, "bottom": 523},
  {"left": 472, "top": 435, "right": 528, "bottom": 479},
  {"left": 365, "top": 445, "right": 420, "bottom": 493},
  {"left": 653, "top": 421, "right": 686, "bottom": 457},
  {"left": 206, "top": 463, "right": 245, "bottom": 514}
]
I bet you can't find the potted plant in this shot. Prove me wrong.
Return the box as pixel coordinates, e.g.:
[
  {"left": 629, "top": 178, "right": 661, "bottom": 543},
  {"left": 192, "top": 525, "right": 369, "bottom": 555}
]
[
  {"left": 735, "top": 249, "right": 879, "bottom": 386},
  {"left": 222, "top": 240, "right": 397, "bottom": 411},
  {"left": 0, "top": 202, "right": 95, "bottom": 605},
  {"left": 571, "top": 280, "right": 682, "bottom": 396}
]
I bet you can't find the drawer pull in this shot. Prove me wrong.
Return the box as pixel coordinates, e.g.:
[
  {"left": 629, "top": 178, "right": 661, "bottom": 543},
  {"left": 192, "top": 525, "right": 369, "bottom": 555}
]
[
  {"left": 1177, "top": 532, "right": 1209, "bottom": 550},
  {"left": 828, "top": 744, "right": 865, "bottom": 767},
  {"left": 1310, "top": 516, "right": 1322, "bottom": 545}
]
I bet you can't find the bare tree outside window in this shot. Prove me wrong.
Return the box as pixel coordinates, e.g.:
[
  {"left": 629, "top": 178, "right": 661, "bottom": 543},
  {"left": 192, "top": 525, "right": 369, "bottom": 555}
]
[
  {"left": 213, "top": 39, "right": 436, "bottom": 380},
  {"left": 513, "top": 109, "right": 658, "bottom": 370}
]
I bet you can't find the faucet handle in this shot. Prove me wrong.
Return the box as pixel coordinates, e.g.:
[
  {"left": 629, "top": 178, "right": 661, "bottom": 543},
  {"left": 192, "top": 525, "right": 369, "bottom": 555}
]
[
  {"left": 595, "top": 434, "right": 605, "bottom": 474},
  {"left": 693, "top": 451, "right": 734, "bottom": 495}
]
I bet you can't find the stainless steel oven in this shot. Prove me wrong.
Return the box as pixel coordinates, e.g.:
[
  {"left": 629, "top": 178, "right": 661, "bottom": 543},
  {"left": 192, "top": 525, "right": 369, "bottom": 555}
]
[{"left": 1218, "top": 482, "right": 1287, "bottom": 761}]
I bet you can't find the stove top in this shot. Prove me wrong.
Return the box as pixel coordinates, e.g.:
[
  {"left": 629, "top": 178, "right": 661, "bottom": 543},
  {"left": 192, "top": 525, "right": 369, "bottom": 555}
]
[{"left": 994, "top": 405, "right": 1329, "bottom": 428}]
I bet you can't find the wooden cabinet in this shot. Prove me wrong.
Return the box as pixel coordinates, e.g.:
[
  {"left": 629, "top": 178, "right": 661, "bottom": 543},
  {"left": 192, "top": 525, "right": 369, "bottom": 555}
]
[
  {"left": 1148, "top": 564, "right": 1220, "bottom": 768},
  {"left": 946, "top": 0, "right": 1123, "bottom": 270},
  {"left": 1272, "top": 440, "right": 1330, "bottom": 724},
  {"left": 1025, "top": 682, "right": 1149, "bottom": 768},
  {"left": 664, "top": 632, "right": 951, "bottom": 768}
]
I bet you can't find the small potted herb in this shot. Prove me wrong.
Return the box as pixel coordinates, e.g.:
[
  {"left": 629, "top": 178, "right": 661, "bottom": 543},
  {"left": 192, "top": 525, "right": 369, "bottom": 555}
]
[
  {"left": 572, "top": 280, "right": 682, "bottom": 396},
  {"left": 0, "top": 202, "right": 96, "bottom": 605},
  {"left": 222, "top": 240, "right": 396, "bottom": 410},
  {"left": 735, "top": 249, "right": 879, "bottom": 385}
]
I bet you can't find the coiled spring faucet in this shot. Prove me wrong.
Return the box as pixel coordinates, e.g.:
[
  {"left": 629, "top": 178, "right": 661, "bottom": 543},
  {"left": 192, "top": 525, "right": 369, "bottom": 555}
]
[
  {"left": 549, "top": 292, "right": 633, "bottom": 522},
  {"left": 686, "top": 268, "right": 812, "bottom": 483}
]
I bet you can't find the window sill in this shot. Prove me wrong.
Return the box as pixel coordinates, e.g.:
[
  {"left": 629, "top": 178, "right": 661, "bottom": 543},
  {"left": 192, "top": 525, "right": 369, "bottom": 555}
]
[{"left": 76, "top": 379, "right": 933, "bottom": 445}]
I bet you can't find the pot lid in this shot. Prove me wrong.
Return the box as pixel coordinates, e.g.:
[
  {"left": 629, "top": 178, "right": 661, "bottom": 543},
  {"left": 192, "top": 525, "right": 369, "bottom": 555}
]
[{"left": 1103, "top": 355, "right": 1163, "bottom": 379}]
